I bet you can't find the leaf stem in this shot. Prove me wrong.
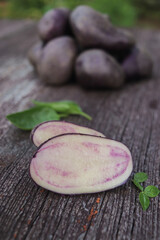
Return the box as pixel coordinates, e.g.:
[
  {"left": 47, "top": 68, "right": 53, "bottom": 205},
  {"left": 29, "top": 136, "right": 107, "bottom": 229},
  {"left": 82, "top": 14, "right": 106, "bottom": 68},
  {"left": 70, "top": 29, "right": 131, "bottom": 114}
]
[
  {"left": 132, "top": 179, "right": 143, "bottom": 191},
  {"left": 77, "top": 111, "right": 92, "bottom": 120}
]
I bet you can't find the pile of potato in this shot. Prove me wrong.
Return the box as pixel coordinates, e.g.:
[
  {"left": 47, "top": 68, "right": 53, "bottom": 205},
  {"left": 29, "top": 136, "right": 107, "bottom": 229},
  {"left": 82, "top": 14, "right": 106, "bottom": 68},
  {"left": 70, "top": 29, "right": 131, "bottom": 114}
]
[{"left": 28, "top": 5, "right": 153, "bottom": 89}]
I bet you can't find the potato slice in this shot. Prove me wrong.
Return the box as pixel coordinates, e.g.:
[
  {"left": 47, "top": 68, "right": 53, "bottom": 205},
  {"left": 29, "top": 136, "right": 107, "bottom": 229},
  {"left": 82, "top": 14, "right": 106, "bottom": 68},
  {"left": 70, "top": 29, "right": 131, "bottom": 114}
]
[
  {"left": 31, "top": 121, "right": 105, "bottom": 147},
  {"left": 30, "top": 134, "right": 133, "bottom": 194}
]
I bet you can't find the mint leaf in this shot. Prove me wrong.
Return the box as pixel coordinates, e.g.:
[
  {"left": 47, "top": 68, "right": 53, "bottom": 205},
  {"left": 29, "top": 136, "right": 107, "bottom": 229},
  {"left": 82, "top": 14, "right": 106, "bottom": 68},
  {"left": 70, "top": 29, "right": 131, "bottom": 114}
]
[
  {"left": 144, "top": 185, "right": 160, "bottom": 198},
  {"left": 32, "top": 100, "right": 71, "bottom": 112},
  {"left": 65, "top": 102, "right": 92, "bottom": 120},
  {"left": 132, "top": 172, "right": 160, "bottom": 211},
  {"left": 139, "top": 192, "right": 150, "bottom": 211},
  {"left": 6, "top": 106, "right": 60, "bottom": 130},
  {"left": 134, "top": 172, "right": 148, "bottom": 183},
  {"left": 32, "top": 100, "right": 92, "bottom": 120},
  {"left": 132, "top": 179, "right": 143, "bottom": 191}
]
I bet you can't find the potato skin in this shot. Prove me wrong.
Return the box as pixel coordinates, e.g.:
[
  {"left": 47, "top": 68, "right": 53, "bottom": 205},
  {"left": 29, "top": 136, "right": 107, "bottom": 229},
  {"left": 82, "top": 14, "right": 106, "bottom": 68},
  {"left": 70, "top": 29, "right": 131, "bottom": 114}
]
[
  {"left": 38, "top": 8, "right": 70, "bottom": 42},
  {"left": 122, "top": 46, "right": 153, "bottom": 80},
  {"left": 38, "top": 36, "right": 77, "bottom": 85},
  {"left": 70, "top": 6, "right": 135, "bottom": 52},
  {"left": 76, "top": 49, "right": 125, "bottom": 89},
  {"left": 28, "top": 42, "right": 43, "bottom": 69}
]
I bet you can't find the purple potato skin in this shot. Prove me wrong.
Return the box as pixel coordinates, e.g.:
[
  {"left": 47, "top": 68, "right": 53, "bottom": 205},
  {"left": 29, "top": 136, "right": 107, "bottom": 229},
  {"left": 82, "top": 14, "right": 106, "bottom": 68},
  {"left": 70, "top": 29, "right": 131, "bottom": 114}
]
[
  {"left": 38, "top": 36, "right": 77, "bottom": 85},
  {"left": 38, "top": 8, "right": 70, "bottom": 42},
  {"left": 76, "top": 49, "right": 125, "bottom": 89},
  {"left": 122, "top": 47, "right": 153, "bottom": 80},
  {"left": 28, "top": 42, "right": 43, "bottom": 70},
  {"left": 70, "top": 6, "right": 135, "bottom": 52}
]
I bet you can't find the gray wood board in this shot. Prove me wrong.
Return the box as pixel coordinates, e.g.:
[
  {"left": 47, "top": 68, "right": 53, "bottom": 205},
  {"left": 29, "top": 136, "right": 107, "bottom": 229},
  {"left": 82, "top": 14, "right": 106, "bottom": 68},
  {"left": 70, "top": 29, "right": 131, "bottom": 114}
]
[{"left": 0, "top": 20, "right": 160, "bottom": 240}]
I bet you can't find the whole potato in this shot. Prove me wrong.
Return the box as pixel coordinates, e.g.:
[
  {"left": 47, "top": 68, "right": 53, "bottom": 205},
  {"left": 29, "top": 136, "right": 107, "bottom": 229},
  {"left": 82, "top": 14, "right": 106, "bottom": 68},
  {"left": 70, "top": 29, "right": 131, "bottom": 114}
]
[
  {"left": 28, "top": 42, "right": 43, "bottom": 70},
  {"left": 76, "top": 49, "right": 125, "bottom": 89},
  {"left": 38, "top": 8, "right": 70, "bottom": 42},
  {"left": 38, "top": 37, "right": 77, "bottom": 85},
  {"left": 70, "top": 6, "right": 135, "bottom": 52},
  {"left": 122, "top": 46, "right": 153, "bottom": 80}
]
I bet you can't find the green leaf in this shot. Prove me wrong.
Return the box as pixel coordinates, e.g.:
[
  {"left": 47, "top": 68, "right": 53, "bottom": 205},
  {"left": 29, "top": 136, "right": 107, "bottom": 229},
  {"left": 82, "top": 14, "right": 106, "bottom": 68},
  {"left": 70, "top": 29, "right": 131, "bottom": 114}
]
[
  {"left": 32, "top": 100, "right": 92, "bottom": 120},
  {"left": 139, "top": 192, "right": 150, "bottom": 211},
  {"left": 58, "top": 113, "right": 70, "bottom": 118},
  {"left": 144, "top": 185, "right": 160, "bottom": 198},
  {"left": 32, "top": 100, "right": 71, "bottom": 112},
  {"left": 132, "top": 179, "right": 143, "bottom": 191},
  {"left": 7, "top": 100, "right": 92, "bottom": 131},
  {"left": 134, "top": 172, "right": 148, "bottom": 183},
  {"left": 6, "top": 106, "right": 60, "bottom": 130}
]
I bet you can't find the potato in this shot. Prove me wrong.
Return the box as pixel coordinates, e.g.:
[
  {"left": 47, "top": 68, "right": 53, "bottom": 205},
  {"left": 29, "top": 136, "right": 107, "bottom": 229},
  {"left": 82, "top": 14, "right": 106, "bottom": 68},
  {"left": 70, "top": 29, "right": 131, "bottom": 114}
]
[
  {"left": 76, "top": 49, "right": 125, "bottom": 89},
  {"left": 30, "top": 134, "right": 133, "bottom": 194},
  {"left": 28, "top": 42, "right": 43, "bottom": 70},
  {"left": 31, "top": 121, "right": 105, "bottom": 147},
  {"left": 38, "top": 8, "right": 70, "bottom": 42},
  {"left": 122, "top": 46, "right": 153, "bottom": 80},
  {"left": 38, "top": 37, "right": 77, "bottom": 85},
  {"left": 70, "top": 6, "right": 135, "bottom": 52}
]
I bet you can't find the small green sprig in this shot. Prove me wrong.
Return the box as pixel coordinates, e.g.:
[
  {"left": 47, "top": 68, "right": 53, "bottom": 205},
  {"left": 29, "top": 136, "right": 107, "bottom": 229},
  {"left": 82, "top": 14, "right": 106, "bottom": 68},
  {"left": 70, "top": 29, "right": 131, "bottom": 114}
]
[{"left": 132, "top": 172, "right": 160, "bottom": 211}]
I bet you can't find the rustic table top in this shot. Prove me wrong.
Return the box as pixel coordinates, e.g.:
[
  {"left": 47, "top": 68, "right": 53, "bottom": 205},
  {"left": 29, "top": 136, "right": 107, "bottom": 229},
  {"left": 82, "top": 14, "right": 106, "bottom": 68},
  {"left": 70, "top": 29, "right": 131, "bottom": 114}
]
[{"left": 0, "top": 20, "right": 160, "bottom": 240}]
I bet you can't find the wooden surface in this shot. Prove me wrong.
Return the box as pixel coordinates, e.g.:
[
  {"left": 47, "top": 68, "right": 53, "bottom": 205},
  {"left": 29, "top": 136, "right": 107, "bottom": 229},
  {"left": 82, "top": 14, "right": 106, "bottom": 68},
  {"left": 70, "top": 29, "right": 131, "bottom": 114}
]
[{"left": 0, "top": 20, "right": 160, "bottom": 240}]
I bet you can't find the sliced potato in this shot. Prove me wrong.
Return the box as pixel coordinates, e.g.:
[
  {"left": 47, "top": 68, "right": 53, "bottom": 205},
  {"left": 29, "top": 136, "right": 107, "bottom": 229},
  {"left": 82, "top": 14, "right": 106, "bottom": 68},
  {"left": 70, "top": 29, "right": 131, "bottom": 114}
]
[
  {"left": 31, "top": 121, "right": 105, "bottom": 147},
  {"left": 30, "top": 134, "right": 133, "bottom": 194}
]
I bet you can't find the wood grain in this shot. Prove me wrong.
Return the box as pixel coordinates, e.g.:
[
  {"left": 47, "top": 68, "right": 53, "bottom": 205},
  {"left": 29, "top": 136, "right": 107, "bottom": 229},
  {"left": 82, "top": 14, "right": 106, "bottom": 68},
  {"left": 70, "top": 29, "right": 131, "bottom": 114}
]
[{"left": 0, "top": 20, "right": 160, "bottom": 240}]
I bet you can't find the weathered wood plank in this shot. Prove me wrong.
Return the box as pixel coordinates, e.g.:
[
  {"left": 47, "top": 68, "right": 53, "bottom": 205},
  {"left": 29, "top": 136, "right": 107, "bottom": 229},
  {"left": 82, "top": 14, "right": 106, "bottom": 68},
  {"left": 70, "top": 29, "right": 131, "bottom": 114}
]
[
  {"left": 0, "top": 20, "right": 35, "bottom": 39},
  {"left": 0, "top": 21, "right": 160, "bottom": 240}
]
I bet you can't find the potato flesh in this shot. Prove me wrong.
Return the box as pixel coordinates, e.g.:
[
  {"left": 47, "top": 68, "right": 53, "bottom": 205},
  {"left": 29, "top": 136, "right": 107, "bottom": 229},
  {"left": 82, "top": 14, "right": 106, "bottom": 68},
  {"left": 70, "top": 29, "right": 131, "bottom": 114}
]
[
  {"left": 30, "top": 134, "right": 133, "bottom": 194},
  {"left": 31, "top": 121, "right": 105, "bottom": 147}
]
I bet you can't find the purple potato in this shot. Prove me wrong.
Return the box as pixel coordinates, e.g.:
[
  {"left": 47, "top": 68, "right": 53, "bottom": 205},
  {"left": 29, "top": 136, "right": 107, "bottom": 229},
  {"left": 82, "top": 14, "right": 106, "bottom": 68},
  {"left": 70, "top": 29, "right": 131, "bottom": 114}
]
[
  {"left": 38, "top": 8, "right": 70, "bottom": 42},
  {"left": 28, "top": 42, "right": 43, "bottom": 70},
  {"left": 70, "top": 6, "right": 135, "bottom": 52},
  {"left": 76, "top": 49, "right": 125, "bottom": 89},
  {"left": 31, "top": 120, "right": 105, "bottom": 147},
  {"left": 122, "top": 46, "right": 153, "bottom": 80},
  {"left": 38, "top": 36, "right": 77, "bottom": 85},
  {"left": 30, "top": 133, "right": 133, "bottom": 194}
]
